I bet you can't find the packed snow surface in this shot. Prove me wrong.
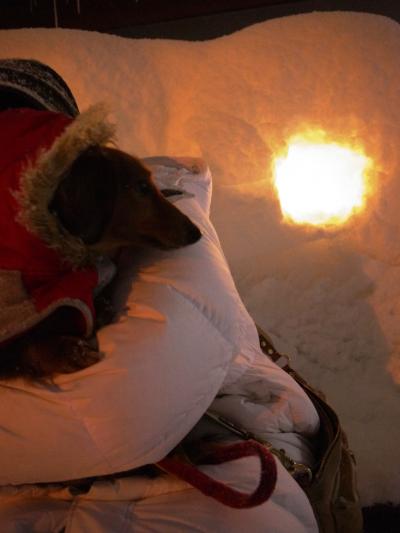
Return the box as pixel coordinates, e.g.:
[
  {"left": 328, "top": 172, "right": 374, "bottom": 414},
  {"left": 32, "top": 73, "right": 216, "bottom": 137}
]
[{"left": 1, "top": 11, "right": 400, "bottom": 506}]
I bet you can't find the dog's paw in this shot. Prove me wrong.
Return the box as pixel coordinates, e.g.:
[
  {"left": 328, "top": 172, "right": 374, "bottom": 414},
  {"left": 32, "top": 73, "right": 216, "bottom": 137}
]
[
  {"left": 17, "top": 335, "right": 103, "bottom": 379},
  {"left": 57, "top": 336, "right": 103, "bottom": 373}
]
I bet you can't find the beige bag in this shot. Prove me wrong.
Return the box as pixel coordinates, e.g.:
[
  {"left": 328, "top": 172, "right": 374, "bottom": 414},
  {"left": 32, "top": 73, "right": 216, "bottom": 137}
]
[{"left": 256, "top": 326, "right": 363, "bottom": 533}]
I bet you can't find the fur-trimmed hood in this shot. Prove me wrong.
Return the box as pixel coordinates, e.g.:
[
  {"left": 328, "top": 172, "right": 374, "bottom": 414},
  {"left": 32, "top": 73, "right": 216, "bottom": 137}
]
[
  {"left": 0, "top": 105, "right": 116, "bottom": 346},
  {"left": 13, "top": 104, "right": 116, "bottom": 268}
]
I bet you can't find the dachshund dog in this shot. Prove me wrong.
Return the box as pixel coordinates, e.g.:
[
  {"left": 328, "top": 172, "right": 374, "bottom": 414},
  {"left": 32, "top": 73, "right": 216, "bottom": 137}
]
[{"left": 0, "top": 147, "right": 201, "bottom": 381}]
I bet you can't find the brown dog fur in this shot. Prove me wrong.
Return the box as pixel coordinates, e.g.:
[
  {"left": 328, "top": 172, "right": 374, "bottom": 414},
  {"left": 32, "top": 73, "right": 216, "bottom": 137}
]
[{"left": 0, "top": 147, "right": 201, "bottom": 381}]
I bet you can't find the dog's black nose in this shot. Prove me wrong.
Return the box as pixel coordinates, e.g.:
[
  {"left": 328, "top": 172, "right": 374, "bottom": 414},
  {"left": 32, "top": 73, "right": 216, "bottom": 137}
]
[{"left": 186, "top": 223, "right": 202, "bottom": 244}]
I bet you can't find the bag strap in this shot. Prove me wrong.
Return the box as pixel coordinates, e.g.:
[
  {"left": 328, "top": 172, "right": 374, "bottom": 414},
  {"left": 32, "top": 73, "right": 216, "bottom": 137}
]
[
  {"left": 256, "top": 324, "right": 363, "bottom": 533},
  {"left": 157, "top": 439, "right": 277, "bottom": 509}
]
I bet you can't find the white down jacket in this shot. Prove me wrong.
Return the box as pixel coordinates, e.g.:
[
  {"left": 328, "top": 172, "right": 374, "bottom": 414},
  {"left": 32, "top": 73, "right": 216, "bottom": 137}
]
[{"left": 0, "top": 158, "right": 319, "bottom": 532}]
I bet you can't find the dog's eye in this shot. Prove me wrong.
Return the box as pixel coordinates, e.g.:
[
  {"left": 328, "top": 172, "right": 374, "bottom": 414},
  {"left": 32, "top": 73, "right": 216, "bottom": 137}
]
[
  {"left": 134, "top": 180, "right": 151, "bottom": 196},
  {"left": 123, "top": 177, "right": 152, "bottom": 196}
]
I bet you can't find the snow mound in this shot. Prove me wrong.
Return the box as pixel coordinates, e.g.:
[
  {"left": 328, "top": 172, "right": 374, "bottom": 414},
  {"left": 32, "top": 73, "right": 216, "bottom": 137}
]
[{"left": 1, "top": 11, "right": 400, "bottom": 505}]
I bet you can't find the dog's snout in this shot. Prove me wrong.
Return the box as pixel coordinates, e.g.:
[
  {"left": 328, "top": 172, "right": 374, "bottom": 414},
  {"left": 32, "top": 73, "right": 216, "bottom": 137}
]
[{"left": 186, "top": 223, "right": 202, "bottom": 245}]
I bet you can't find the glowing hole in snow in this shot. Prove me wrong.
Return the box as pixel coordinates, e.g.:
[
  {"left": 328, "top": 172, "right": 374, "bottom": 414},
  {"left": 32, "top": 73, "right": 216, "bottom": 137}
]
[{"left": 274, "top": 139, "right": 371, "bottom": 226}]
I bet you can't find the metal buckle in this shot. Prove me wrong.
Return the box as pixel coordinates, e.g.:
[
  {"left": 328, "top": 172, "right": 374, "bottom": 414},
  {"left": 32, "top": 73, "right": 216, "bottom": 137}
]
[{"left": 205, "top": 410, "right": 313, "bottom": 487}]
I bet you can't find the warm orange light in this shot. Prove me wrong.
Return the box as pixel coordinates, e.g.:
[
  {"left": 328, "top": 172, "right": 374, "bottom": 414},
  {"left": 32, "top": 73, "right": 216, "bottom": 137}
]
[{"left": 273, "top": 135, "right": 372, "bottom": 226}]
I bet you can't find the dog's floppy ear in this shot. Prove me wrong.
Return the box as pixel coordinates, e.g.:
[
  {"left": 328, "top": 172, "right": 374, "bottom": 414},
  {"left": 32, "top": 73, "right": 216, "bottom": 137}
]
[{"left": 49, "top": 146, "right": 117, "bottom": 245}]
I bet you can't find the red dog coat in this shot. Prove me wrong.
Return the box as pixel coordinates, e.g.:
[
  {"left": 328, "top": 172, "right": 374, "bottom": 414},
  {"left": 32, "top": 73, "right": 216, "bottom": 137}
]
[{"left": 0, "top": 105, "right": 115, "bottom": 345}]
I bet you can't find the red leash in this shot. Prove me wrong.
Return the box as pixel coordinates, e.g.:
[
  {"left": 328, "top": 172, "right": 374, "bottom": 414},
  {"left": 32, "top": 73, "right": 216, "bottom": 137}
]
[{"left": 157, "top": 439, "right": 277, "bottom": 509}]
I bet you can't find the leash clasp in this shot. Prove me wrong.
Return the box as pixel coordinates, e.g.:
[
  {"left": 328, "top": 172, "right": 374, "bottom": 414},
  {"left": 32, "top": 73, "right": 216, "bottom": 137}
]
[{"left": 205, "top": 410, "right": 313, "bottom": 487}]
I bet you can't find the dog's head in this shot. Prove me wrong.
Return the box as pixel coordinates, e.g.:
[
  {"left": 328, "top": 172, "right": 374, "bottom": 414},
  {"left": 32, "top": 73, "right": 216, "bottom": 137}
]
[{"left": 49, "top": 146, "right": 201, "bottom": 255}]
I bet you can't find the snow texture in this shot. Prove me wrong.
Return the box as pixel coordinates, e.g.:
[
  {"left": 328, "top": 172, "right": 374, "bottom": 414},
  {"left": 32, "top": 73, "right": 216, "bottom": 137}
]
[{"left": 1, "top": 11, "right": 400, "bottom": 506}]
